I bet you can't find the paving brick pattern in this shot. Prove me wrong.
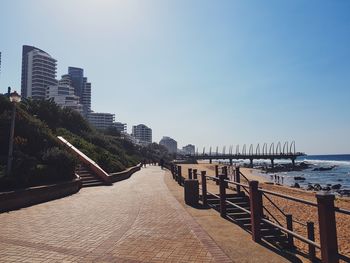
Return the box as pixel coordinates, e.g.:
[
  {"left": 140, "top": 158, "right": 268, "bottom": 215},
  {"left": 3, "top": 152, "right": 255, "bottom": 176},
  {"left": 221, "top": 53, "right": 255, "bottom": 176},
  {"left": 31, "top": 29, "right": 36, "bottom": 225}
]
[{"left": 0, "top": 166, "right": 231, "bottom": 262}]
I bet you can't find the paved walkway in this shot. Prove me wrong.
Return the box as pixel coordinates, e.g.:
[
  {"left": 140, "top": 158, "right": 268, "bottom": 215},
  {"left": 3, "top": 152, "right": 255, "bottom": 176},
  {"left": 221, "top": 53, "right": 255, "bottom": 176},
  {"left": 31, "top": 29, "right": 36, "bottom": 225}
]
[{"left": 0, "top": 166, "right": 231, "bottom": 262}]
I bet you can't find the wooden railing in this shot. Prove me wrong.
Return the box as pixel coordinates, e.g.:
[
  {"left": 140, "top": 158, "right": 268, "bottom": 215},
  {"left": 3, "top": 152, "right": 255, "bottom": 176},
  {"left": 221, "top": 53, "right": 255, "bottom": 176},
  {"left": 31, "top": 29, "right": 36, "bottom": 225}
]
[{"left": 168, "top": 163, "right": 350, "bottom": 263}]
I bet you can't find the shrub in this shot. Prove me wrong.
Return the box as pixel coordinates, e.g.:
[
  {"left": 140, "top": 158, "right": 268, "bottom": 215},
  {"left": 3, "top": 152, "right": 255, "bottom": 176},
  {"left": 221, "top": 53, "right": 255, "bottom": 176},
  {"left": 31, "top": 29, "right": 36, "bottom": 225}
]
[
  {"left": 11, "top": 151, "right": 37, "bottom": 187},
  {"left": 42, "top": 147, "right": 77, "bottom": 181}
]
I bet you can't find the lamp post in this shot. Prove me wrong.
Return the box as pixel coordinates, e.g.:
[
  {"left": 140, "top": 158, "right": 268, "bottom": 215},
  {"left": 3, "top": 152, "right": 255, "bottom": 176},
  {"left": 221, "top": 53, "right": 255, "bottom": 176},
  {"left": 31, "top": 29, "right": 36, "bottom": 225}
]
[{"left": 6, "top": 91, "right": 21, "bottom": 177}]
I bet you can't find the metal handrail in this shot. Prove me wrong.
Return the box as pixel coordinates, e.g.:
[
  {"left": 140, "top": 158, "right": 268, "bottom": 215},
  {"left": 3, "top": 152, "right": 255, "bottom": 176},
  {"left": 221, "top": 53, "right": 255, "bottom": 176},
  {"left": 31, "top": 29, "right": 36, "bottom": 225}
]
[
  {"left": 260, "top": 188, "right": 318, "bottom": 207},
  {"left": 239, "top": 171, "right": 250, "bottom": 182},
  {"left": 293, "top": 218, "right": 308, "bottom": 227},
  {"left": 262, "top": 206, "right": 283, "bottom": 227},
  {"left": 335, "top": 207, "right": 350, "bottom": 215},
  {"left": 261, "top": 218, "right": 321, "bottom": 249},
  {"left": 262, "top": 192, "right": 287, "bottom": 217},
  {"left": 261, "top": 188, "right": 350, "bottom": 216}
]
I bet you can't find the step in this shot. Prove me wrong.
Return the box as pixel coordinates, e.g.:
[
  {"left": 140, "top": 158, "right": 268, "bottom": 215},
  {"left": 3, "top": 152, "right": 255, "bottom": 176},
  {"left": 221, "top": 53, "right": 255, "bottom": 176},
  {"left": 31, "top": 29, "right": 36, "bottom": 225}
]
[
  {"left": 76, "top": 164, "right": 105, "bottom": 187},
  {"left": 228, "top": 201, "right": 250, "bottom": 207},
  {"left": 83, "top": 181, "right": 105, "bottom": 187},
  {"left": 207, "top": 200, "right": 250, "bottom": 209},
  {"left": 79, "top": 175, "right": 96, "bottom": 179},
  {"left": 243, "top": 222, "right": 272, "bottom": 229},
  {"left": 235, "top": 217, "right": 251, "bottom": 224},
  {"left": 77, "top": 171, "right": 92, "bottom": 175},
  {"left": 226, "top": 196, "right": 249, "bottom": 201},
  {"left": 263, "top": 235, "right": 290, "bottom": 248},
  {"left": 227, "top": 206, "right": 250, "bottom": 212},
  {"left": 226, "top": 212, "right": 251, "bottom": 219},
  {"left": 260, "top": 227, "right": 281, "bottom": 235},
  {"left": 81, "top": 179, "right": 101, "bottom": 184}
]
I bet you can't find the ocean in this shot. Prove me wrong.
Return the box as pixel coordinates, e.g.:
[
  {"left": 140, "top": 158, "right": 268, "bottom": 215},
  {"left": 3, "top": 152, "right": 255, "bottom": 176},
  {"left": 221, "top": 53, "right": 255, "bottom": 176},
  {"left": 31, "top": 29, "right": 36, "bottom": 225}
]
[{"left": 258, "top": 154, "right": 350, "bottom": 191}]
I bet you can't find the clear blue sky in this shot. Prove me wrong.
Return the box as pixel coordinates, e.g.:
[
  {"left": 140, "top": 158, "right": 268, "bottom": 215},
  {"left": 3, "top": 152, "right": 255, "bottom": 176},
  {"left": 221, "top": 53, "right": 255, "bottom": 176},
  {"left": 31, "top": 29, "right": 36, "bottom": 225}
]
[{"left": 1, "top": 0, "right": 349, "bottom": 154}]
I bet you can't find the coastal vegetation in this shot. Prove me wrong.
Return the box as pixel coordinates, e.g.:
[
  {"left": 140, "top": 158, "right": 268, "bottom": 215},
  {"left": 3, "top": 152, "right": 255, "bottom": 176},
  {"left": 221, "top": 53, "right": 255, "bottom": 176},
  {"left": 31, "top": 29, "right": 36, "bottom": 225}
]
[{"left": 0, "top": 95, "right": 171, "bottom": 190}]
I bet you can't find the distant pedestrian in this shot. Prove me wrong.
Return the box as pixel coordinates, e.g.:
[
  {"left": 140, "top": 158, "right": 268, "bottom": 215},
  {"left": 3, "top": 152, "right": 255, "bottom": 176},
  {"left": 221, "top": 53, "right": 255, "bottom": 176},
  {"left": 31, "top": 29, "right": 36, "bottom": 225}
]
[
  {"left": 160, "top": 158, "right": 164, "bottom": 169},
  {"left": 281, "top": 176, "right": 284, "bottom": 185}
]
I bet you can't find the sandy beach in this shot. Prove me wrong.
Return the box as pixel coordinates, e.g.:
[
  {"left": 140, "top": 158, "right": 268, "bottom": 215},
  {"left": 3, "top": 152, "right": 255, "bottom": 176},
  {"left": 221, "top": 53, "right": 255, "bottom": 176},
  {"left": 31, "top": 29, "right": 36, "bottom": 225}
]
[{"left": 177, "top": 162, "right": 350, "bottom": 261}]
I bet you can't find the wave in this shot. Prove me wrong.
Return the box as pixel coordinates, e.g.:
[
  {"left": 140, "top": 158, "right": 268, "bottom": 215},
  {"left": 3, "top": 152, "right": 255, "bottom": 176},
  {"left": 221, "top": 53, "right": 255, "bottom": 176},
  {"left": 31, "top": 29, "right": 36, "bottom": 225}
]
[{"left": 300, "top": 159, "right": 350, "bottom": 166}]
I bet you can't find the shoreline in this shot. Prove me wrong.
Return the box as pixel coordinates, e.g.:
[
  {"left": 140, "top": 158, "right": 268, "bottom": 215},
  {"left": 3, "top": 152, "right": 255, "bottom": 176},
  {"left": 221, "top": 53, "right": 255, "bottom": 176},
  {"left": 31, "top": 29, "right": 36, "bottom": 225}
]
[
  {"left": 195, "top": 161, "right": 350, "bottom": 201},
  {"left": 199, "top": 160, "right": 350, "bottom": 197},
  {"left": 244, "top": 167, "right": 350, "bottom": 200}
]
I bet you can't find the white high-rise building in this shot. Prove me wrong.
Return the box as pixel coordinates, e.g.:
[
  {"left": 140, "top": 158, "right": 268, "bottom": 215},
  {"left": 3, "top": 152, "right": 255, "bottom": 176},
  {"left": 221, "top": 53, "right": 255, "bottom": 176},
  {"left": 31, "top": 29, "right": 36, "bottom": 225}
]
[
  {"left": 46, "top": 76, "right": 82, "bottom": 113},
  {"left": 132, "top": 124, "right": 152, "bottom": 145},
  {"left": 88, "top": 112, "right": 115, "bottom": 130},
  {"left": 112, "top": 122, "right": 127, "bottom": 133},
  {"left": 182, "top": 144, "right": 195, "bottom": 155},
  {"left": 159, "top": 136, "right": 178, "bottom": 153},
  {"left": 21, "top": 45, "right": 57, "bottom": 99},
  {"left": 82, "top": 79, "right": 91, "bottom": 117}
]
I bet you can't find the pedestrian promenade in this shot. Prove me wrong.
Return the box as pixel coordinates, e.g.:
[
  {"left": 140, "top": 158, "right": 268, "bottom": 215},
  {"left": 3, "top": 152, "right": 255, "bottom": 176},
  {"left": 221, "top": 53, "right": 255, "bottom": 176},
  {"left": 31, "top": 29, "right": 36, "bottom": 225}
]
[
  {"left": 0, "top": 166, "right": 297, "bottom": 262},
  {"left": 0, "top": 166, "right": 232, "bottom": 262}
]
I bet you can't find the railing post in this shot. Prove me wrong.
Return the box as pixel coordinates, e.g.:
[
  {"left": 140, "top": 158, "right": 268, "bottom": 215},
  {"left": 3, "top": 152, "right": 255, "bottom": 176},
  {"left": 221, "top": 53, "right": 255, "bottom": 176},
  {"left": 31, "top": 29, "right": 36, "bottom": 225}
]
[
  {"left": 215, "top": 165, "right": 219, "bottom": 185},
  {"left": 307, "top": 222, "right": 316, "bottom": 262},
  {"left": 174, "top": 165, "right": 178, "bottom": 181},
  {"left": 316, "top": 192, "right": 339, "bottom": 263},
  {"left": 201, "top": 171, "right": 207, "bottom": 207},
  {"left": 193, "top": 169, "right": 198, "bottom": 180},
  {"left": 219, "top": 173, "right": 227, "bottom": 218},
  {"left": 171, "top": 164, "right": 175, "bottom": 179},
  {"left": 249, "top": 180, "right": 262, "bottom": 242},
  {"left": 286, "top": 214, "right": 295, "bottom": 248},
  {"left": 188, "top": 168, "right": 192, "bottom": 180},
  {"left": 175, "top": 165, "right": 179, "bottom": 182},
  {"left": 222, "top": 166, "right": 228, "bottom": 188},
  {"left": 184, "top": 179, "right": 199, "bottom": 207},
  {"left": 235, "top": 167, "right": 241, "bottom": 194},
  {"left": 178, "top": 166, "right": 182, "bottom": 186}
]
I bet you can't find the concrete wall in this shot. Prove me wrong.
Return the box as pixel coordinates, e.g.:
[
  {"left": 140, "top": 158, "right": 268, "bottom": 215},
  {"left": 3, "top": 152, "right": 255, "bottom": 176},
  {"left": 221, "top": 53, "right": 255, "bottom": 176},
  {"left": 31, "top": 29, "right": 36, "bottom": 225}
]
[
  {"left": 0, "top": 179, "right": 82, "bottom": 213},
  {"left": 108, "top": 164, "right": 141, "bottom": 183}
]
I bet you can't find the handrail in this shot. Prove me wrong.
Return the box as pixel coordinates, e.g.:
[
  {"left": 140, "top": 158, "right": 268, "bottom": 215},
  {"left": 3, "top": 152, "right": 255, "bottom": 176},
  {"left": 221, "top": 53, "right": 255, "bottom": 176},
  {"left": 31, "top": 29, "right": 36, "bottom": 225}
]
[
  {"left": 239, "top": 171, "right": 250, "bottom": 182},
  {"left": 335, "top": 207, "right": 350, "bottom": 215},
  {"left": 260, "top": 183, "right": 350, "bottom": 216},
  {"left": 261, "top": 218, "right": 321, "bottom": 249},
  {"left": 205, "top": 170, "right": 350, "bottom": 216},
  {"left": 206, "top": 189, "right": 251, "bottom": 214},
  {"left": 293, "top": 218, "right": 307, "bottom": 227},
  {"left": 171, "top": 164, "right": 350, "bottom": 261},
  {"left": 206, "top": 175, "right": 219, "bottom": 181},
  {"left": 206, "top": 190, "right": 220, "bottom": 199},
  {"left": 259, "top": 188, "right": 318, "bottom": 207},
  {"left": 262, "top": 206, "right": 283, "bottom": 227},
  {"left": 262, "top": 188, "right": 309, "bottom": 227},
  {"left": 226, "top": 199, "right": 251, "bottom": 214},
  {"left": 224, "top": 179, "right": 249, "bottom": 188},
  {"left": 262, "top": 192, "right": 287, "bottom": 217},
  {"left": 57, "top": 136, "right": 111, "bottom": 185}
]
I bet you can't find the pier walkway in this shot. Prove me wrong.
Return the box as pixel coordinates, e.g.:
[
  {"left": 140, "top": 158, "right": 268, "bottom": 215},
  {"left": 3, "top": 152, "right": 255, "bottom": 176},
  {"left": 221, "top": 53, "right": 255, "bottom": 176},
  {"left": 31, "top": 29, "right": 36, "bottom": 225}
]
[{"left": 0, "top": 166, "right": 289, "bottom": 262}]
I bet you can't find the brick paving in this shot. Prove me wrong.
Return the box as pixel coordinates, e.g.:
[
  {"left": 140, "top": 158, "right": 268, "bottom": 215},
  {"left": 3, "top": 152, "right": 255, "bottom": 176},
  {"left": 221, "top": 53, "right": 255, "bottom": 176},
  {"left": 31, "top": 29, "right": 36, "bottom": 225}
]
[{"left": 0, "top": 166, "right": 231, "bottom": 262}]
